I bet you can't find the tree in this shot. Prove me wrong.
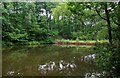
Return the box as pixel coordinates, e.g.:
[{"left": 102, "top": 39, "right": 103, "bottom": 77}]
[{"left": 95, "top": 3, "right": 113, "bottom": 45}]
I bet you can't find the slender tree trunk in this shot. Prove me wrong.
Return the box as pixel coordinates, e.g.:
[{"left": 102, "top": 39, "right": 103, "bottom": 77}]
[
  {"left": 117, "top": 2, "right": 120, "bottom": 48},
  {"left": 104, "top": 3, "right": 112, "bottom": 45},
  {"left": 73, "top": 15, "right": 76, "bottom": 32},
  {"left": 49, "top": 14, "right": 52, "bottom": 31}
]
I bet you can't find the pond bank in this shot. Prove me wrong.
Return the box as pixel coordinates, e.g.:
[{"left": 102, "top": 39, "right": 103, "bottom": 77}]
[
  {"left": 3, "top": 39, "right": 108, "bottom": 46},
  {"left": 54, "top": 39, "right": 109, "bottom": 46},
  {"left": 54, "top": 42, "right": 95, "bottom": 46}
]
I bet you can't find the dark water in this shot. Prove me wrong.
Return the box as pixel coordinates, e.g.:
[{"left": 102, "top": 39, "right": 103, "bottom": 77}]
[{"left": 2, "top": 44, "right": 101, "bottom": 76}]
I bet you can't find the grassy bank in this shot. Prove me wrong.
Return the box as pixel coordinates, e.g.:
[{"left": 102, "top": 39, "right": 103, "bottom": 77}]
[
  {"left": 55, "top": 39, "right": 109, "bottom": 43},
  {"left": 3, "top": 39, "right": 109, "bottom": 46},
  {"left": 54, "top": 39, "right": 109, "bottom": 46}
]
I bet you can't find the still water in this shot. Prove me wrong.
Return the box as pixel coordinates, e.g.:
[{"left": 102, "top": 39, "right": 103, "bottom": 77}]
[{"left": 2, "top": 44, "right": 101, "bottom": 76}]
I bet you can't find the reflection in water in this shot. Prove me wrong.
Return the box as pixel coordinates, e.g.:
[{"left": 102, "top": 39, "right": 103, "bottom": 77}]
[
  {"left": 85, "top": 72, "right": 101, "bottom": 78},
  {"left": 7, "top": 71, "right": 14, "bottom": 76},
  {"left": 81, "top": 54, "right": 96, "bottom": 63},
  {"left": 6, "top": 71, "right": 23, "bottom": 76},
  {"left": 38, "top": 60, "right": 76, "bottom": 74},
  {"left": 38, "top": 61, "right": 56, "bottom": 74},
  {"left": 66, "top": 61, "right": 76, "bottom": 70},
  {"left": 3, "top": 45, "right": 101, "bottom": 76},
  {"left": 85, "top": 71, "right": 107, "bottom": 78},
  {"left": 59, "top": 60, "right": 66, "bottom": 70}
]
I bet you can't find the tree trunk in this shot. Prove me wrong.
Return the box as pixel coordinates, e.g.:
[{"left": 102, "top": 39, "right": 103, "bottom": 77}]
[{"left": 104, "top": 3, "right": 112, "bottom": 45}]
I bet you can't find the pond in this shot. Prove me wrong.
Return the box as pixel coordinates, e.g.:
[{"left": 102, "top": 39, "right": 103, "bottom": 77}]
[{"left": 2, "top": 44, "right": 101, "bottom": 77}]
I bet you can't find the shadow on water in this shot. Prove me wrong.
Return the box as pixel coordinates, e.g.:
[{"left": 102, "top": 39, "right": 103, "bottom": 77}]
[{"left": 2, "top": 44, "right": 103, "bottom": 76}]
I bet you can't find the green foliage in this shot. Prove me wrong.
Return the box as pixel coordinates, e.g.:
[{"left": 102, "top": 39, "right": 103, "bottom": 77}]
[
  {"left": 2, "top": 2, "right": 58, "bottom": 45},
  {"left": 3, "top": 2, "right": 114, "bottom": 45},
  {"left": 97, "top": 27, "right": 108, "bottom": 40},
  {"left": 2, "top": 2, "right": 120, "bottom": 77},
  {"left": 95, "top": 44, "right": 120, "bottom": 77}
]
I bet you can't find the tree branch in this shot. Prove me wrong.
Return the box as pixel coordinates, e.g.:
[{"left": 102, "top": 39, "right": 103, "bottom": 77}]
[
  {"left": 95, "top": 7, "right": 107, "bottom": 21},
  {"left": 112, "top": 17, "right": 120, "bottom": 26}
]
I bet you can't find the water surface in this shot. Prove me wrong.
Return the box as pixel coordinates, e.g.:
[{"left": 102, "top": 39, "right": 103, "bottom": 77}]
[{"left": 2, "top": 44, "right": 100, "bottom": 76}]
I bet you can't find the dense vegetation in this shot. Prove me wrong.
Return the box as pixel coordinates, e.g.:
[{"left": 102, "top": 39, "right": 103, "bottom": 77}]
[{"left": 2, "top": 2, "right": 120, "bottom": 77}]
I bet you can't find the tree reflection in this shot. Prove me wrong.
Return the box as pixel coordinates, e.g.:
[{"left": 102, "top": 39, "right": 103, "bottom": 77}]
[
  {"left": 6, "top": 70, "right": 23, "bottom": 76},
  {"left": 38, "top": 60, "right": 77, "bottom": 74}
]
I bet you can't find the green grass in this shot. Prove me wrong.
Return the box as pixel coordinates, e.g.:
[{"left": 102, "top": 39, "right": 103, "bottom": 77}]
[
  {"left": 54, "top": 44, "right": 93, "bottom": 48},
  {"left": 55, "top": 39, "right": 109, "bottom": 43},
  {"left": 26, "top": 41, "right": 40, "bottom": 45}
]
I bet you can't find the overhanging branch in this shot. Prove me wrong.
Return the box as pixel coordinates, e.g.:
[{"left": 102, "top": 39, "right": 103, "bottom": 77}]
[
  {"left": 95, "top": 7, "right": 107, "bottom": 21},
  {"left": 112, "top": 17, "right": 120, "bottom": 26}
]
